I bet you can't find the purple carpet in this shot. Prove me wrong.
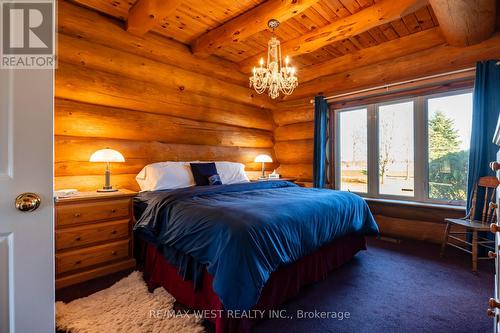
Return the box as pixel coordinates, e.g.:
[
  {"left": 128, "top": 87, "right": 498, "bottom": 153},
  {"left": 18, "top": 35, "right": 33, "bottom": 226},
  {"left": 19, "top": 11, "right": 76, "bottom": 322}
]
[{"left": 251, "top": 237, "right": 494, "bottom": 333}]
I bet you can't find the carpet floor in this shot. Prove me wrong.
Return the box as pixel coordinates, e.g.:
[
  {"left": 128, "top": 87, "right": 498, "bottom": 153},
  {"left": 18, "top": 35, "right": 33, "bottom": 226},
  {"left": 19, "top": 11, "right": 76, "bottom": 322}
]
[
  {"left": 57, "top": 237, "right": 494, "bottom": 333},
  {"left": 252, "top": 237, "right": 494, "bottom": 333}
]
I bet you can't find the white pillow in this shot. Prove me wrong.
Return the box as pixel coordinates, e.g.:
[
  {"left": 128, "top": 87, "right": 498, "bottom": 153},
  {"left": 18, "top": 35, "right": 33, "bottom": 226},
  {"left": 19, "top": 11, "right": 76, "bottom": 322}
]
[
  {"left": 136, "top": 162, "right": 195, "bottom": 191},
  {"left": 136, "top": 161, "right": 249, "bottom": 191},
  {"left": 213, "top": 161, "right": 250, "bottom": 184}
]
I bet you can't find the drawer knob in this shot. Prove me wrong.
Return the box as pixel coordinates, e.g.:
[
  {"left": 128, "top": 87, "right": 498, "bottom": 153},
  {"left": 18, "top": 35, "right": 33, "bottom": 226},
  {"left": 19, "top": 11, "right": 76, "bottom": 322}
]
[
  {"left": 491, "top": 161, "right": 500, "bottom": 172},
  {"left": 75, "top": 236, "right": 81, "bottom": 241},
  {"left": 111, "top": 230, "right": 117, "bottom": 235},
  {"left": 490, "top": 298, "right": 500, "bottom": 308},
  {"left": 111, "top": 209, "right": 116, "bottom": 213},
  {"left": 75, "top": 260, "right": 81, "bottom": 265},
  {"left": 488, "top": 308, "right": 496, "bottom": 317},
  {"left": 74, "top": 213, "right": 81, "bottom": 218},
  {"left": 490, "top": 223, "right": 500, "bottom": 233},
  {"left": 488, "top": 251, "right": 497, "bottom": 258},
  {"left": 111, "top": 250, "right": 117, "bottom": 256}
]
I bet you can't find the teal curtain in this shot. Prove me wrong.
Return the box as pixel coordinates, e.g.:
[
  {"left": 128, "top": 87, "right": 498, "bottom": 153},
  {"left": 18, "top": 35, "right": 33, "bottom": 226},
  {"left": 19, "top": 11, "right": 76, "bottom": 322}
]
[
  {"left": 313, "top": 96, "right": 328, "bottom": 188},
  {"left": 466, "top": 60, "right": 500, "bottom": 218}
]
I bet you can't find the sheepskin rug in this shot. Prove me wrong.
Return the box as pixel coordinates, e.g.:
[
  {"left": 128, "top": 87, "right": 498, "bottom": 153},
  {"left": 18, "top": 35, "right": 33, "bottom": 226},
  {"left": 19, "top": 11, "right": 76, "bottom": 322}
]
[{"left": 56, "top": 271, "right": 204, "bottom": 333}]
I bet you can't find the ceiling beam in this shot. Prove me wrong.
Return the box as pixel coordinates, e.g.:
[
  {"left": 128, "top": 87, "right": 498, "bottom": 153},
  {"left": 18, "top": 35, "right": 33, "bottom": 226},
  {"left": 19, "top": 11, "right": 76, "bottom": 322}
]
[
  {"left": 239, "top": 0, "right": 428, "bottom": 73},
  {"left": 191, "top": 0, "right": 321, "bottom": 58},
  {"left": 285, "top": 33, "right": 500, "bottom": 101},
  {"left": 126, "top": 0, "right": 183, "bottom": 36},
  {"left": 428, "top": 0, "right": 496, "bottom": 46},
  {"left": 299, "top": 27, "right": 445, "bottom": 83}
]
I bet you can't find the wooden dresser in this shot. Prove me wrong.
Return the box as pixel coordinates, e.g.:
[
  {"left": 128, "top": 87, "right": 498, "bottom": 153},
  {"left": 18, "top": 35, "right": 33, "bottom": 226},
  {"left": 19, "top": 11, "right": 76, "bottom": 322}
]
[{"left": 55, "top": 190, "right": 137, "bottom": 289}]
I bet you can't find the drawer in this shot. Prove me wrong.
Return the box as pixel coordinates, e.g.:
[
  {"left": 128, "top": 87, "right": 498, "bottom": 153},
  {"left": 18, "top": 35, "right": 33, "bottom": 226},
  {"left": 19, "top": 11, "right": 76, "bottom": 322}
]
[
  {"left": 56, "top": 199, "right": 130, "bottom": 227},
  {"left": 56, "top": 220, "right": 130, "bottom": 251},
  {"left": 56, "top": 239, "right": 130, "bottom": 275}
]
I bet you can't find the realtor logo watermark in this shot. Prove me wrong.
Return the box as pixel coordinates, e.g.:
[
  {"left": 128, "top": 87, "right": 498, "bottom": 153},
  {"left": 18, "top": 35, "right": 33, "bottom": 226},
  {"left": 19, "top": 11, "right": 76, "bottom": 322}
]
[{"left": 1, "top": 0, "right": 56, "bottom": 69}]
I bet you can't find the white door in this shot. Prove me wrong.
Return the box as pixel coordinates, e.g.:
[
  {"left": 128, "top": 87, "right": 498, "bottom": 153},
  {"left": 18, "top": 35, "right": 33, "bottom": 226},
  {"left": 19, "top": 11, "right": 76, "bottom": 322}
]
[{"left": 0, "top": 67, "right": 54, "bottom": 331}]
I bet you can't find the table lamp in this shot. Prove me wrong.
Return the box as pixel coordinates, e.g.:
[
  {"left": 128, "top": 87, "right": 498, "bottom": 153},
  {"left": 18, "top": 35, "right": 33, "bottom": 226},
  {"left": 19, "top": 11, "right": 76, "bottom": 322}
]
[
  {"left": 89, "top": 148, "right": 125, "bottom": 192},
  {"left": 254, "top": 154, "right": 273, "bottom": 180}
]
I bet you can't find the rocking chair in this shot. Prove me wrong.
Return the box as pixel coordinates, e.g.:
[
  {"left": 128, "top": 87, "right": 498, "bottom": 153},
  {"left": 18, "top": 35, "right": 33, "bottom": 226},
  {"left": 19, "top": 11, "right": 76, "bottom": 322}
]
[{"left": 440, "top": 176, "right": 499, "bottom": 272}]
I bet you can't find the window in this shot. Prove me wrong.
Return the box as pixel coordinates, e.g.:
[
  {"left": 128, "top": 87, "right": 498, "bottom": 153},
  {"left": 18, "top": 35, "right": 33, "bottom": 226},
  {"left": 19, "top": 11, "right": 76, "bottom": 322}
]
[
  {"left": 378, "top": 101, "right": 414, "bottom": 197},
  {"left": 334, "top": 90, "right": 473, "bottom": 205},
  {"left": 338, "top": 108, "right": 367, "bottom": 193}
]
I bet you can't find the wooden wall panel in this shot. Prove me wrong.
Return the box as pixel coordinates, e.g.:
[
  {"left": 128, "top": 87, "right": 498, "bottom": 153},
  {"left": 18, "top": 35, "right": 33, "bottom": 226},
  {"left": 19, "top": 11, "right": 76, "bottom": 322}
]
[
  {"left": 56, "top": 62, "right": 273, "bottom": 131},
  {"left": 55, "top": 99, "right": 273, "bottom": 148},
  {"left": 57, "top": 0, "right": 248, "bottom": 86},
  {"left": 57, "top": 33, "right": 274, "bottom": 110},
  {"left": 274, "top": 140, "right": 314, "bottom": 164},
  {"left": 55, "top": 2, "right": 276, "bottom": 191}
]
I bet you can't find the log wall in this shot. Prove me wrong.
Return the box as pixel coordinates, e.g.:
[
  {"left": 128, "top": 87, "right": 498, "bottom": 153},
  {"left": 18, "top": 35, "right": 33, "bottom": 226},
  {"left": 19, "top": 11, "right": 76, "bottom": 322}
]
[{"left": 55, "top": 1, "right": 276, "bottom": 191}]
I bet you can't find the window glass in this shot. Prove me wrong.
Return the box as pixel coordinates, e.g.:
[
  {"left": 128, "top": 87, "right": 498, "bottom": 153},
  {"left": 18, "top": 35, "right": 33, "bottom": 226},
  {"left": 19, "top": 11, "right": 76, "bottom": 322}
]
[
  {"left": 378, "top": 101, "right": 414, "bottom": 197},
  {"left": 427, "top": 93, "right": 473, "bottom": 202},
  {"left": 339, "top": 108, "right": 368, "bottom": 193}
]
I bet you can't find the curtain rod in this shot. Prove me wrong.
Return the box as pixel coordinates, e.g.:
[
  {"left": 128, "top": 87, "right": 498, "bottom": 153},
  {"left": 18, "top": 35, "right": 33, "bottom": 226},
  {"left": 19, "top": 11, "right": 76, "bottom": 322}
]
[{"left": 309, "top": 67, "right": 476, "bottom": 104}]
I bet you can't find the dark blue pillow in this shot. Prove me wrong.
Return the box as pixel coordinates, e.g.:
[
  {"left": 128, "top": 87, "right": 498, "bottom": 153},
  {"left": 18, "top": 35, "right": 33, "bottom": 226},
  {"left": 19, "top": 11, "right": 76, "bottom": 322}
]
[{"left": 190, "top": 163, "right": 220, "bottom": 186}]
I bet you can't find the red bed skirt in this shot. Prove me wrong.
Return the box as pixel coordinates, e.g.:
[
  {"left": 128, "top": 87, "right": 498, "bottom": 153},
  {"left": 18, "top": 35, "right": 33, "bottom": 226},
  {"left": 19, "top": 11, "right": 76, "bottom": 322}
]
[{"left": 142, "top": 233, "right": 366, "bottom": 333}]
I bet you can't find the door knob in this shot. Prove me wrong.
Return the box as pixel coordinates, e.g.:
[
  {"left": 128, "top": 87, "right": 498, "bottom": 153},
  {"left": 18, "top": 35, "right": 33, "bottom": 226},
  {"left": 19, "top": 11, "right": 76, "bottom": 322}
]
[
  {"left": 15, "top": 193, "right": 41, "bottom": 212},
  {"left": 491, "top": 162, "right": 500, "bottom": 172}
]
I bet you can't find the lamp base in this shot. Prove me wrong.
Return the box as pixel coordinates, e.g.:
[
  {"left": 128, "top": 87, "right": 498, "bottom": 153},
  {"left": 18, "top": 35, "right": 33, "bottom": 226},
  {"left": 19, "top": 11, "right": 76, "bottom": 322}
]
[{"left": 97, "top": 188, "right": 118, "bottom": 192}]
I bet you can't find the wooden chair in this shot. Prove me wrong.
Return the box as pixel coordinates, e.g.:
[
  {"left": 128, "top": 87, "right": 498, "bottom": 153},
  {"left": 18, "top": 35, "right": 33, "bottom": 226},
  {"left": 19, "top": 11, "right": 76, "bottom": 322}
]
[{"left": 440, "top": 176, "right": 499, "bottom": 272}]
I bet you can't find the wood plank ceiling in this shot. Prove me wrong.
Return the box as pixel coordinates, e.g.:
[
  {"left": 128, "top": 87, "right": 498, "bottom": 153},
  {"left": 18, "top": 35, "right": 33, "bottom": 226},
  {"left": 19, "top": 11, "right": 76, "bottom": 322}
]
[{"left": 68, "top": 0, "right": 440, "bottom": 73}]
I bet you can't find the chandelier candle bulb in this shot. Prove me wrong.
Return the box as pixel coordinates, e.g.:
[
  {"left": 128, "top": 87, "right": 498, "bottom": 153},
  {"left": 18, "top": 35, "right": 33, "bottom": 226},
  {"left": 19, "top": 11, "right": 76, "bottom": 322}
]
[{"left": 249, "top": 19, "right": 298, "bottom": 99}]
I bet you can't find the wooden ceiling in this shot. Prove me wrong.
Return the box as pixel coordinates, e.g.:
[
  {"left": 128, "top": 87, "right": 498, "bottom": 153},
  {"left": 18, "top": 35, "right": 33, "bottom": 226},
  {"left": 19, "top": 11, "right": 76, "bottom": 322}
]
[{"left": 68, "top": 0, "right": 497, "bottom": 82}]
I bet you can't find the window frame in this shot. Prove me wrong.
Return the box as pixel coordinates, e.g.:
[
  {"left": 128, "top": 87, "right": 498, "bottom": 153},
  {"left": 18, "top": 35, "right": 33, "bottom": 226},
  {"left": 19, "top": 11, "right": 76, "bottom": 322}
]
[{"left": 333, "top": 88, "right": 473, "bottom": 206}]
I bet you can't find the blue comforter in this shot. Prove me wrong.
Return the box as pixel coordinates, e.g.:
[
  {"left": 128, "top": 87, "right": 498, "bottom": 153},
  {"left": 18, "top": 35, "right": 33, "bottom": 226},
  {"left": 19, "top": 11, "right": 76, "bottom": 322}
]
[{"left": 134, "top": 181, "right": 378, "bottom": 311}]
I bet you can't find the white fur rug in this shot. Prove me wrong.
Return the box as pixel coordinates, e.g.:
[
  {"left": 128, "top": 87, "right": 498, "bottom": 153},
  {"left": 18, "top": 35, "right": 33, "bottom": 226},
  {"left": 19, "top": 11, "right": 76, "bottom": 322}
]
[{"left": 56, "top": 271, "right": 204, "bottom": 333}]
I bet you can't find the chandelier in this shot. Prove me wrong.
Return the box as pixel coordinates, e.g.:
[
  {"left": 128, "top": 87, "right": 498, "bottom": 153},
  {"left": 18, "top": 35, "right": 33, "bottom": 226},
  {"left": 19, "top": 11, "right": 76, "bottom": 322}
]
[{"left": 249, "top": 19, "right": 298, "bottom": 99}]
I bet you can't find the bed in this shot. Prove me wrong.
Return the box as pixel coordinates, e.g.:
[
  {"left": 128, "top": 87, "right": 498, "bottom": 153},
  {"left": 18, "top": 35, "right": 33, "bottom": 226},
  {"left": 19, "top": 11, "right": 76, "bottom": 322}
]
[{"left": 133, "top": 180, "right": 378, "bottom": 332}]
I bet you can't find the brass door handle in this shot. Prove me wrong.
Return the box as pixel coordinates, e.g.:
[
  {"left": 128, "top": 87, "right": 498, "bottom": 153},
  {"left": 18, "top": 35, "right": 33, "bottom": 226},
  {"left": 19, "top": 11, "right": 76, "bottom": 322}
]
[{"left": 15, "top": 193, "right": 41, "bottom": 212}]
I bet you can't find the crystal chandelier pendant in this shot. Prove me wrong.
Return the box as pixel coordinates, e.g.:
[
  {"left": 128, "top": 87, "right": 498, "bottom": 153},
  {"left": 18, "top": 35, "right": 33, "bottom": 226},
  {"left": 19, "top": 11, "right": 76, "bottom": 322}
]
[{"left": 249, "top": 19, "right": 298, "bottom": 99}]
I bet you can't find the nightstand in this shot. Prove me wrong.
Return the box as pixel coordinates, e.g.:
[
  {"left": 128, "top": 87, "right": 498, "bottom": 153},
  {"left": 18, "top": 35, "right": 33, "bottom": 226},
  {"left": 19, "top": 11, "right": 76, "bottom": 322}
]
[
  {"left": 54, "top": 189, "right": 137, "bottom": 289},
  {"left": 252, "top": 177, "right": 298, "bottom": 183}
]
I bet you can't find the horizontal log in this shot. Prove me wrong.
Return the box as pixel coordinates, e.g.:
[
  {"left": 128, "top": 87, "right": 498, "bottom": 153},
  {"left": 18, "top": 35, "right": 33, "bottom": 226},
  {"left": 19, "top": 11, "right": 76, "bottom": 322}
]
[
  {"left": 55, "top": 171, "right": 270, "bottom": 191},
  {"left": 55, "top": 99, "right": 274, "bottom": 148},
  {"left": 274, "top": 140, "right": 313, "bottom": 164},
  {"left": 57, "top": 0, "right": 248, "bottom": 86},
  {"left": 428, "top": 0, "right": 495, "bottom": 47},
  {"left": 298, "top": 28, "right": 445, "bottom": 83},
  {"left": 54, "top": 135, "right": 277, "bottom": 176},
  {"left": 273, "top": 104, "right": 313, "bottom": 126},
  {"left": 275, "top": 122, "right": 314, "bottom": 141},
  {"left": 191, "top": 0, "right": 320, "bottom": 57},
  {"left": 55, "top": 174, "right": 141, "bottom": 192},
  {"left": 277, "top": 164, "right": 313, "bottom": 181},
  {"left": 239, "top": 0, "right": 428, "bottom": 72},
  {"left": 55, "top": 62, "right": 274, "bottom": 131},
  {"left": 331, "top": 74, "right": 475, "bottom": 110},
  {"left": 58, "top": 33, "right": 274, "bottom": 110},
  {"left": 288, "top": 33, "right": 500, "bottom": 100}
]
